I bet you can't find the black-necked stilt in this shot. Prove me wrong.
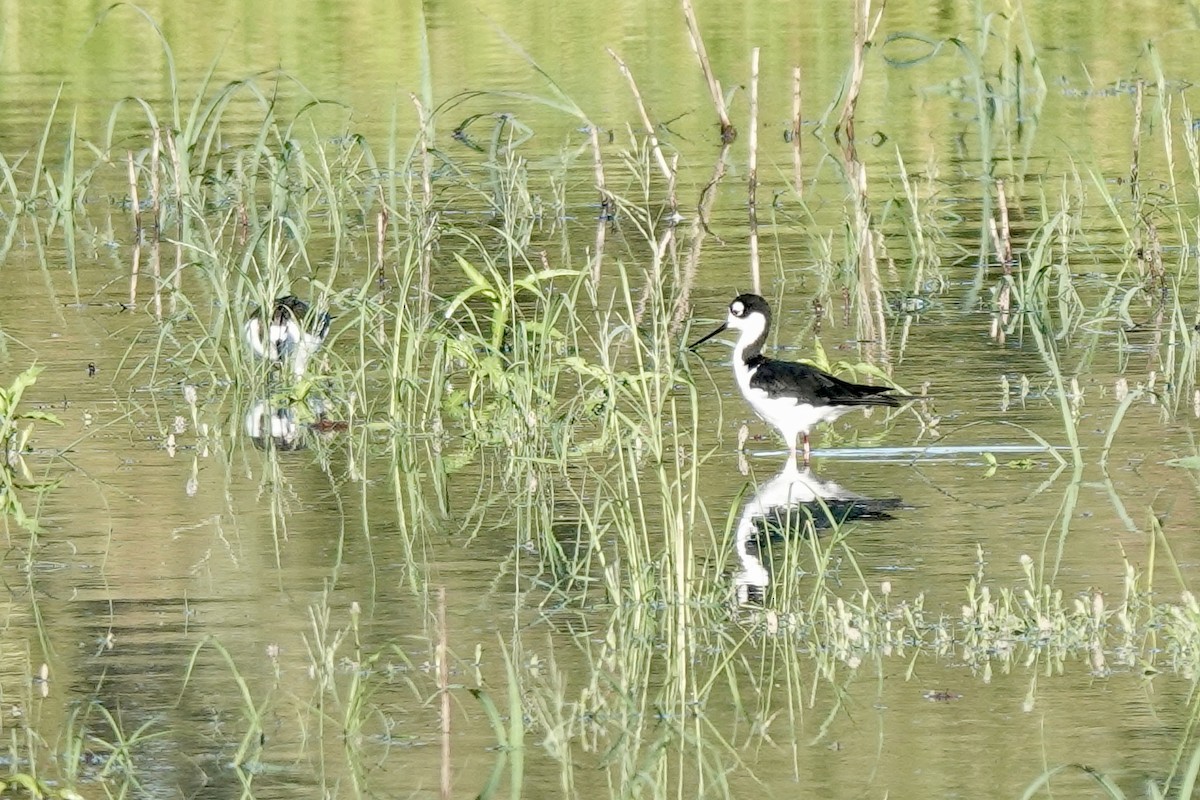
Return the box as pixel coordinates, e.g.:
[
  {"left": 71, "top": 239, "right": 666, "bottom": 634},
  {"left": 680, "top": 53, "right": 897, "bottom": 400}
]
[
  {"left": 690, "top": 293, "right": 900, "bottom": 462},
  {"left": 244, "top": 296, "right": 331, "bottom": 378}
]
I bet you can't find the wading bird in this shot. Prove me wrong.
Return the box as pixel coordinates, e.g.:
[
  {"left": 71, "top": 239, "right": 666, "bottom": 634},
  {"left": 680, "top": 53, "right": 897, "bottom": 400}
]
[
  {"left": 690, "top": 293, "right": 899, "bottom": 462},
  {"left": 244, "top": 295, "right": 331, "bottom": 379}
]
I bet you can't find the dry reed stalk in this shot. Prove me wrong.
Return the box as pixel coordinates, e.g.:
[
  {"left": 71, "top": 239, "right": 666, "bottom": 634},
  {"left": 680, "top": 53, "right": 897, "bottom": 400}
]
[
  {"left": 748, "top": 47, "right": 761, "bottom": 294},
  {"left": 792, "top": 65, "right": 803, "bottom": 197},
  {"left": 411, "top": 97, "right": 433, "bottom": 210},
  {"left": 665, "top": 151, "right": 694, "bottom": 331},
  {"left": 840, "top": 0, "right": 888, "bottom": 361},
  {"left": 1142, "top": 221, "right": 1165, "bottom": 371},
  {"left": 853, "top": 228, "right": 879, "bottom": 350},
  {"left": 238, "top": 200, "right": 249, "bottom": 246},
  {"left": 860, "top": 229, "right": 889, "bottom": 363},
  {"left": 376, "top": 205, "right": 386, "bottom": 288},
  {"left": 374, "top": 205, "right": 388, "bottom": 347},
  {"left": 150, "top": 127, "right": 163, "bottom": 320},
  {"left": 1146, "top": 219, "right": 1165, "bottom": 290},
  {"left": 437, "top": 586, "right": 450, "bottom": 800},
  {"left": 149, "top": 128, "right": 162, "bottom": 243},
  {"left": 411, "top": 94, "right": 434, "bottom": 315},
  {"left": 656, "top": 225, "right": 676, "bottom": 274},
  {"left": 676, "top": 144, "right": 731, "bottom": 327},
  {"left": 127, "top": 151, "right": 141, "bottom": 307},
  {"left": 697, "top": 145, "right": 730, "bottom": 243},
  {"left": 987, "top": 216, "right": 1003, "bottom": 259},
  {"left": 1131, "top": 80, "right": 1144, "bottom": 204},
  {"left": 995, "top": 178, "right": 1013, "bottom": 266},
  {"left": 128, "top": 244, "right": 142, "bottom": 310},
  {"left": 837, "top": 0, "right": 885, "bottom": 161},
  {"left": 164, "top": 128, "right": 184, "bottom": 300},
  {"left": 680, "top": 0, "right": 735, "bottom": 142},
  {"left": 989, "top": 216, "right": 1011, "bottom": 344},
  {"left": 666, "top": 152, "right": 680, "bottom": 224},
  {"left": 126, "top": 151, "right": 142, "bottom": 236},
  {"left": 588, "top": 124, "right": 610, "bottom": 281},
  {"left": 1131, "top": 80, "right": 1146, "bottom": 277},
  {"left": 149, "top": 234, "right": 162, "bottom": 319},
  {"left": 989, "top": 180, "right": 1015, "bottom": 342},
  {"left": 995, "top": 178, "right": 1013, "bottom": 343},
  {"left": 606, "top": 48, "right": 676, "bottom": 204}
]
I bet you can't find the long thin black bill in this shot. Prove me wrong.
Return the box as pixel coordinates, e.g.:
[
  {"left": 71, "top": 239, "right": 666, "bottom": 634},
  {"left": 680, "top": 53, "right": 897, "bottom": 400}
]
[{"left": 689, "top": 322, "right": 727, "bottom": 350}]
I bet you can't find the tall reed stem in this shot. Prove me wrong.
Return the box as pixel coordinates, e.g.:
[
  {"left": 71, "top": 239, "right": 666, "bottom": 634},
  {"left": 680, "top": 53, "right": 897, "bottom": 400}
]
[
  {"left": 606, "top": 48, "right": 677, "bottom": 213},
  {"left": 680, "top": 0, "right": 735, "bottom": 142},
  {"left": 748, "top": 47, "right": 761, "bottom": 294},
  {"left": 149, "top": 126, "right": 163, "bottom": 320},
  {"left": 126, "top": 151, "right": 141, "bottom": 307},
  {"left": 792, "top": 65, "right": 803, "bottom": 197},
  {"left": 588, "top": 125, "right": 609, "bottom": 281},
  {"left": 1131, "top": 79, "right": 1144, "bottom": 205}
]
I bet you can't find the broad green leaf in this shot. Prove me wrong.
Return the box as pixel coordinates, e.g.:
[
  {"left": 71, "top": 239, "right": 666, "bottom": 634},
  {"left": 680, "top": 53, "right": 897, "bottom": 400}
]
[{"left": 453, "top": 252, "right": 497, "bottom": 292}]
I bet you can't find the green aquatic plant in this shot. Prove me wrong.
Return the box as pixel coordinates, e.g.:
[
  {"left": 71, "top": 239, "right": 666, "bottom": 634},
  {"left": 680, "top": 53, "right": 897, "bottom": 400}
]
[
  {"left": 0, "top": 364, "right": 62, "bottom": 533},
  {"left": 471, "top": 636, "right": 528, "bottom": 800},
  {"left": 181, "top": 637, "right": 273, "bottom": 772}
]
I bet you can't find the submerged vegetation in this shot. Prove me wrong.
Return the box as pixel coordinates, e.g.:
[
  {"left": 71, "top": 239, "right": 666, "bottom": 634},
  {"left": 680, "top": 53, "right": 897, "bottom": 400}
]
[{"left": 1, "top": 0, "right": 1200, "bottom": 797}]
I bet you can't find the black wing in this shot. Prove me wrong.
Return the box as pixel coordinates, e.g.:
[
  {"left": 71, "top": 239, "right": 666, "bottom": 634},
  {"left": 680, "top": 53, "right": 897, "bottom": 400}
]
[{"left": 748, "top": 357, "right": 900, "bottom": 407}]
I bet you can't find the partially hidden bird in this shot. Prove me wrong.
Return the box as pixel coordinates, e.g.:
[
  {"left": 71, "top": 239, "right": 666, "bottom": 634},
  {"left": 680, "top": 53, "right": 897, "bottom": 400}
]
[{"left": 244, "top": 295, "right": 331, "bottom": 379}]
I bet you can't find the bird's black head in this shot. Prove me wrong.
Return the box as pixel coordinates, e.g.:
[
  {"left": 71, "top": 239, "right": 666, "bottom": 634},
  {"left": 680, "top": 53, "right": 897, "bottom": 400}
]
[
  {"left": 724, "top": 293, "right": 772, "bottom": 359},
  {"left": 689, "top": 293, "right": 774, "bottom": 352},
  {"left": 728, "top": 293, "right": 771, "bottom": 328}
]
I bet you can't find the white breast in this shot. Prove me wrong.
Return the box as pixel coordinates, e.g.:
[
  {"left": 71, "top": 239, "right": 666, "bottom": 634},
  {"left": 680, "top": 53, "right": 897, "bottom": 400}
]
[{"left": 735, "top": 362, "right": 852, "bottom": 447}]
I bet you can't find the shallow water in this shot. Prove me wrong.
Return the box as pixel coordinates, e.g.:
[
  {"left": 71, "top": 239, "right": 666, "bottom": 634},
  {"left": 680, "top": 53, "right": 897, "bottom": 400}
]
[{"left": 3, "top": 2, "right": 1200, "bottom": 799}]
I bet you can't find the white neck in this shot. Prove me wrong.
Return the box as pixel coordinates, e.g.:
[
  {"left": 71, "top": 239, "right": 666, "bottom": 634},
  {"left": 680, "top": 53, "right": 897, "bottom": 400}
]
[{"left": 730, "top": 312, "right": 768, "bottom": 363}]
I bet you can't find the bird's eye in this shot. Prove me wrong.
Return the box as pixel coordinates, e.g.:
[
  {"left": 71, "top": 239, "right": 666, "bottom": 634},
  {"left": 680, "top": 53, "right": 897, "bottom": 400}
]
[{"left": 731, "top": 301, "right": 744, "bottom": 316}]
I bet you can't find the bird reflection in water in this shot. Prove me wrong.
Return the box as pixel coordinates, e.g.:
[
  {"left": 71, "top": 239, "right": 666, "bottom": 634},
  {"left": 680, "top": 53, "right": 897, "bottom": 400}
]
[
  {"left": 244, "top": 396, "right": 348, "bottom": 451},
  {"left": 734, "top": 453, "right": 905, "bottom": 606}
]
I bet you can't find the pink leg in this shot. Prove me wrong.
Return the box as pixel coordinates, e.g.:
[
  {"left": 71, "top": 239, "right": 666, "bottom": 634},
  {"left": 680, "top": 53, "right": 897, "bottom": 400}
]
[{"left": 802, "top": 433, "right": 811, "bottom": 464}]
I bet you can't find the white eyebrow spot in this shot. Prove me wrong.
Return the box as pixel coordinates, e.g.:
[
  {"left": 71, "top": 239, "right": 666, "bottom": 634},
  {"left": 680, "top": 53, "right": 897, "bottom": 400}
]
[{"left": 731, "top": 301, "right": 745, "bottom": 316}]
